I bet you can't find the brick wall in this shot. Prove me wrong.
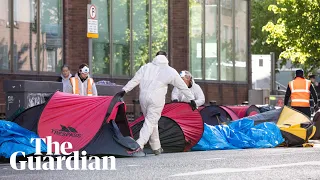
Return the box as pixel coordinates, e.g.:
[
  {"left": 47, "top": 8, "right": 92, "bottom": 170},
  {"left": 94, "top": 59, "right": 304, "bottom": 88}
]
[
  {"left": 168, "top": 0, "right": 189, "bottom": 71},
  {"left": 63, "top": 0, "right": 90, "bottom": 73}
]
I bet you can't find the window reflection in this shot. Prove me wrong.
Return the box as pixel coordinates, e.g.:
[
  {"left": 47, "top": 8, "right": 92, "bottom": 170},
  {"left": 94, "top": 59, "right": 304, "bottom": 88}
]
[
  {"left": 189, "top": 0, "right": 203, "bottom": 79},
  {"left": 92, "top": 0, "right": 110, "bottom": 75},
  {"left": 151, "top": 0, "right": 168, "bottom": 58},
  {"left": 0, "top": 0, "right": 10, "bottom": 70},
  {"left": 205, "top": 0, "right": 218, "bottom": 80},
  {"left": 234, "top": 0, "right": 247, "bottom": 81},
  {"left": 40, "top": 0, "right": 63, "bottom": 72},
  {"left": 13, "top": 0, "right": 37, "bottom": 72},
  {"left": 220, "top": 0, "right": 234, "bottom": 81},
  {"left": 133, "top": 0, "right": 149, "bottom": 73},
  {"left": 112, "top": 0, "right": 130, "bottom": 76}
]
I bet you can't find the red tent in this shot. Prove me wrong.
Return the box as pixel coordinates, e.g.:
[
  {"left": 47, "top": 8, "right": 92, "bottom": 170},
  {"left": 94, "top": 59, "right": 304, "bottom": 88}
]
[
  {"left": 220, "top": 106, "right": 239, "bottom": 120},
  {"left": 12, "top": 91, "right": 145, "bottom": 157},
  {"left": 225, "top": 105, "right": 260, "bottom": 119},
  {"left": 129, "top": 103, "right": 204, "bottom": 153}
]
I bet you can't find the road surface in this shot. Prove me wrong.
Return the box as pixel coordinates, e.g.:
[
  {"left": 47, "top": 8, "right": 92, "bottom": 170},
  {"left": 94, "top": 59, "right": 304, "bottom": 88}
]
[{"left": 1, "top": 144, "right": 320, "bottom": 180}]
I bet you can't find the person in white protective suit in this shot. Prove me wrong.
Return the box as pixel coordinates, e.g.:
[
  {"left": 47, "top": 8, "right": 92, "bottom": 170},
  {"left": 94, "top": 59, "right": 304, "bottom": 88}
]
[
  {"left": 171, "top": 70, "right": 205, "bottom": 107},
  {"left": 117, "top": 51, "right": 197, "bottom": 155}
]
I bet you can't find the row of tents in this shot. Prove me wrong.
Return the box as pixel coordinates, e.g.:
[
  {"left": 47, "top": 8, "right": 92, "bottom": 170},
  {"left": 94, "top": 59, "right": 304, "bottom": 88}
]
[{"left": 1, "top": 91, "right": 320, "bottom": 159}]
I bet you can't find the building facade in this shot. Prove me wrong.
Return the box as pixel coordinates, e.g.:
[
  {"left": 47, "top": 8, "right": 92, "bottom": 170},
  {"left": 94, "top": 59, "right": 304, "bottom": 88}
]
[{"left": 0, "top": 0, "right": 251, "bottom": 114}]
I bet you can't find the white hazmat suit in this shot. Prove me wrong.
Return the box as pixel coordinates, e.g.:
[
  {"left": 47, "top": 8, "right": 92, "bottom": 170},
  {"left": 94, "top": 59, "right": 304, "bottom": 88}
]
[
  {"left": 171, "top": 80, "right": 205, "bottom": 107},
  {"left": 122, "top": 55, "right": 195, "bottom": 151}
]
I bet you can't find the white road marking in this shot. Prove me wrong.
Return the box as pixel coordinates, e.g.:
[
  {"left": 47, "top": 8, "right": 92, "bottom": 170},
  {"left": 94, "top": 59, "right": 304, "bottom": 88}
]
[
  {"left": 171, "top": 161, "right": 320, "bottom": 177},
  {"left": 265, "top": 152, "right": 293, "bottom": 156},
  {"left": 201, "top": 158, "right": 225, "bottom": 161}
]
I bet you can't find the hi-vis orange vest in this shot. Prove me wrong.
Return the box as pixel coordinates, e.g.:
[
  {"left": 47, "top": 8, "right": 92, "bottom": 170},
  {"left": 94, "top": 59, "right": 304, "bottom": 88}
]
[
  {"left": 70, "top": 77, "right": 93, "bottom": 96},
  {"left": 289, "top": 78, "right": 311, "bottom": 107}
]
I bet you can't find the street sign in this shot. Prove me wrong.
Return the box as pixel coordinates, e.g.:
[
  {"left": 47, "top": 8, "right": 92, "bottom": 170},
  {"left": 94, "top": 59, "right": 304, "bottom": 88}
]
[
  {"left": 87, "top": 4, "right": 98, "bottom": 38},
  {"left": 89, "top": 5, "right": 96, "bottom": 19}
]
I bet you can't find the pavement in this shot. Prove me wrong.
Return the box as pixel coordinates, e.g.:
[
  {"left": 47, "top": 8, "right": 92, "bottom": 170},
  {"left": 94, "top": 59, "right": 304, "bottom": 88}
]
[{"left": 1, "top": 145, "right": 320, "bottom": 180}]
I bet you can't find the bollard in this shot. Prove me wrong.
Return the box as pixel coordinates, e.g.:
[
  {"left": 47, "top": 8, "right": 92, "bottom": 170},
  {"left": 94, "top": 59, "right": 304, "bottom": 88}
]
[
  {"left": 242, "top": 101, "right": 249, "bottom": 105},
  {"left": 209, "top": 101, "right": 217, "bottom": 106}
]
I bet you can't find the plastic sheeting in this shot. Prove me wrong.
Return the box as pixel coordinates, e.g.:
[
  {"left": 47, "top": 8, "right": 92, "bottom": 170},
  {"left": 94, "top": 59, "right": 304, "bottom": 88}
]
[
  {"left": 191, "top": 118, "right": 284, "bottom": 151},
  {"left": 0, "top": 120, "right": 47, "bottom": 158}
]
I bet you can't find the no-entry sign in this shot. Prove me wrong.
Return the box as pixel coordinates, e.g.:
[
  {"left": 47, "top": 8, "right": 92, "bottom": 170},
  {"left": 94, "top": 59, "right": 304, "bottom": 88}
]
[
  {"left": 89, "top": 5, "right": 96, "bottom": 19},
  {"left": 87, "top": 4, "right": 98, "bottom": 38}
]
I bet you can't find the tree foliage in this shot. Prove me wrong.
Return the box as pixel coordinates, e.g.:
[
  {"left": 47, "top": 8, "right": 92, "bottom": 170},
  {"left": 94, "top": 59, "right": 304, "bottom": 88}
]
[
  {"left": 262, "top": 0, "right": 320, "bottom": 73},
  {"left": 251, "top": 0, "right": 284, "bottom": 66}
]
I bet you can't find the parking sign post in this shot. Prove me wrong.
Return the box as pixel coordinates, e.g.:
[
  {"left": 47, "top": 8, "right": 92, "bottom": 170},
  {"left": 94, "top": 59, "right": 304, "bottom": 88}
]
[{"left": 87, "top": 4, "right": 98, "bottom": 76}]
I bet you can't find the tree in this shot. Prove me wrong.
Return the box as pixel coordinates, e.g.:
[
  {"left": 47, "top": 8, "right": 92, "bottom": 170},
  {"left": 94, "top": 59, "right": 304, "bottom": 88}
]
[
  {"left": 251, "top": 0, "right": 284, "bottom": 67},
  {"left": 262, "top": 0, "right": 320, "bottom": 74}
]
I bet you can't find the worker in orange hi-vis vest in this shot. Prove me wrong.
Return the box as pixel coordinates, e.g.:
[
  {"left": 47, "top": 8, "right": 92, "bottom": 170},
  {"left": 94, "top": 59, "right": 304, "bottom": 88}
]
[
  {"left": 284, "top": 69, "right": 318, "bottom": 118},
  {"left": 65, "top": 63, "right": 98, "bottom": 96}
]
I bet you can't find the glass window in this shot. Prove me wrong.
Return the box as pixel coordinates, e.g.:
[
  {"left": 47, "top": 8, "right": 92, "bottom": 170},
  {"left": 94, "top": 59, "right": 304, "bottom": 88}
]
[
  {"left": 39, "top": 0, "right": 63, "bottom": 72},
  {"left": 189, "top": 0, "right": 203, "bottom": 79},
  {"left": 112, "top": 0, "right": 130, "bottom": 76},
  {"left": 151, "top": 0, "right": 168, "bottom": 57},
  {"left": 13, "top": 0, "right": 38, "bottom": 72},
  {"left": 205, "top": 0, "right": 218, "bottom": 80},
  {"left": 92, "top": 0, "right": 110, "bottom": 75},
  {"left": 132, "top": 0, "right": 149, "bottom": 73},
  {"left": 0, "top": 0, "right": 10, "bottom": 70},
  {"left": 234, "top": 0, "right": 247, "bottom": 81},
  {"left": 220, "top": 0, "right": 234, "bottom": 81}
]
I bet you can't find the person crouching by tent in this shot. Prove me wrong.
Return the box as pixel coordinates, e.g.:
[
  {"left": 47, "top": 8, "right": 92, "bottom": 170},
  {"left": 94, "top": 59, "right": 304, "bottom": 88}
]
[
  {"left": 57, "top": 64, "right": 73, "bottom": 93},
  {"left": 171, "top": 70, "right": 205, "bottom": 107},
  {"left": 65, "top": 63, "right": 98, "bottom": 96},
  {"left": 284, "top": 69, "right": 318, "bottom": 118},
  {"left": 117, "top": 51, "right": 197, "bottom": 155}
]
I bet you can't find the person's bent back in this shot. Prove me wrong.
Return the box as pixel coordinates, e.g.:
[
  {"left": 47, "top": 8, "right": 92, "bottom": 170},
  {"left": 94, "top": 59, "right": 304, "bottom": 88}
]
[
  {"left": 122, "top": 55, "right": 195, "bottom": 103},
  {"left": 171, "top": 70, "right": 205, "bottom": 106}
]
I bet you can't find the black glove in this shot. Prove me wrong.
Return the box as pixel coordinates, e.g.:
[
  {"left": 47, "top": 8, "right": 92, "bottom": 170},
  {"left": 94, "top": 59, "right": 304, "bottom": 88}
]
[
  {"left": 172, "top": 99, "right": 179, "bottom": 103},
  {"left": 114, "top": 90, "right": 126, "bottom": 99},
  {"left": 119, "top": 90, "right": 126, "bottom": 98},
  {"left": 190, "top": 100, "right": 197, "bottom": 111}
]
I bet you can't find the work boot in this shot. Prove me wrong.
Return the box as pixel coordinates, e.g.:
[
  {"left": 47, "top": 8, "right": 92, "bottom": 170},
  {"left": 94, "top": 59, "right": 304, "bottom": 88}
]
[{"left": 153, "top": 148, "right": 163, "bottom": 155}]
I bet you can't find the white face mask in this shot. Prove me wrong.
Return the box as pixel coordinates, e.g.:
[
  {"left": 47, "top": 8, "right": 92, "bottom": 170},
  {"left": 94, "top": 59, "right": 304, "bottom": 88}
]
[
  {"left": 80, "top": 66, "right": 90, "bottom": 74},
  {"left": 180, "top": 71, "right": 186, "bottom": 78}
]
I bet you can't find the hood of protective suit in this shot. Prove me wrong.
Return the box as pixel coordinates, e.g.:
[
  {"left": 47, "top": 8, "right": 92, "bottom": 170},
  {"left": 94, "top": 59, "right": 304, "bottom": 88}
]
[
  {"left": 152, "top": 55, "right": 169, "bottom": 67},
  {"left": 190, "top": 79, "right": 195, "bottom": 88},
  {"left": 61, "top": 73, "right": 72, "bottom": 81}
]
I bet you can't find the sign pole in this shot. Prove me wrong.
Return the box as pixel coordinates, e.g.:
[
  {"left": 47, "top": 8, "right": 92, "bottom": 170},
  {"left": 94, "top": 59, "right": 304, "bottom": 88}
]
[
  {"left": 88, "top": 39, "right": 92, "bottom": 76},
  {"left": 87, "top": 4, "right": 98, "bottom": 76}
]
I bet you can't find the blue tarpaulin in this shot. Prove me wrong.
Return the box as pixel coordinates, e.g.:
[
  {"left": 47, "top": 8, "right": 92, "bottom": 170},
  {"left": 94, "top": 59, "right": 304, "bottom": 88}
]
[
  {"left": 0, "top": 120, "right": 47, "bottom": 158},
  {"left": 192, "top": 118, "right": 284, "bottom": 151}
]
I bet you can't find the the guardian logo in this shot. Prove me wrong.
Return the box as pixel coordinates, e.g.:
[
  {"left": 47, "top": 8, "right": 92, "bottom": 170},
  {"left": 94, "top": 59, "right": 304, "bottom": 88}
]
[{"left": 10, "top": 136, "right": 116, "bottom": 170}]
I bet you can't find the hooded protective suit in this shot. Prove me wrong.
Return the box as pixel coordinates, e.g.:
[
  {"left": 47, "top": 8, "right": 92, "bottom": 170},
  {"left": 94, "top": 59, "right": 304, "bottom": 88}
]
[
  {"left": 171, "top": 79, "right": 205, "bottom": 107},
  {"left": 122, "top": 55, "right": 195, "bottom": 150}
]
